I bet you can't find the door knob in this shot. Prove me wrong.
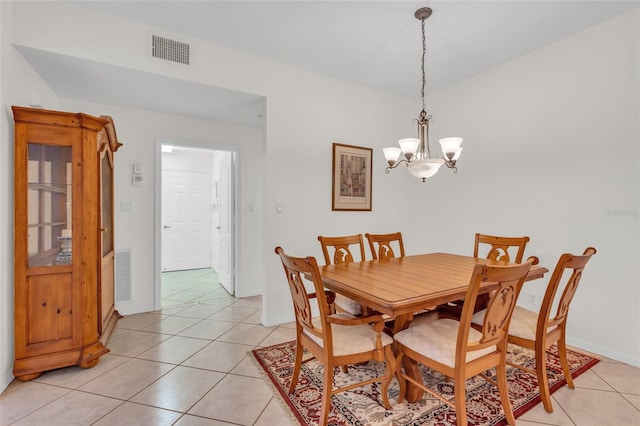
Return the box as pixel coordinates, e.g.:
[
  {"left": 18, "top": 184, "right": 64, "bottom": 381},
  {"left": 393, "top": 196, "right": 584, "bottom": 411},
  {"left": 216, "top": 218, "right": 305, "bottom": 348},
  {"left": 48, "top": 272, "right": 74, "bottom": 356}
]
[{"left": 163, "top": 225, "right": 171, "bottom": 229}]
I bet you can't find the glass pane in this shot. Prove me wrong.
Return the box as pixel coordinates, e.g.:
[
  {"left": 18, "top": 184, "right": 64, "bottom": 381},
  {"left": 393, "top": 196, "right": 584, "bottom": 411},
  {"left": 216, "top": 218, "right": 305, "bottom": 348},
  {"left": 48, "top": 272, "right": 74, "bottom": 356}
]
[
  {"left": 27, "top": 144, "right": 72, "bottom": 267},
  {"left": 101, "top": 153, "right": 114, "bottom": 256}
]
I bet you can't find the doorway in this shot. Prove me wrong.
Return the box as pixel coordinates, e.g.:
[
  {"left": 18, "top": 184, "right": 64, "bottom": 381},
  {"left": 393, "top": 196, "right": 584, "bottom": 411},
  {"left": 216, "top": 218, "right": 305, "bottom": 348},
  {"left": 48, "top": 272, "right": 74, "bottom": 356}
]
[{"left": 157, "top": 140, "right": 237, "bottom": 308}]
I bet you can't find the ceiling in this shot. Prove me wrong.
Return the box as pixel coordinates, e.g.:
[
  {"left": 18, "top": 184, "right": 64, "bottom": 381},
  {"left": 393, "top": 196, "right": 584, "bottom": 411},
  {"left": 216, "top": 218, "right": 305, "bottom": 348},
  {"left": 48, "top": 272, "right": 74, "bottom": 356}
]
[{"left": 19, "top": 1, "right": 639, "bottom": 126}]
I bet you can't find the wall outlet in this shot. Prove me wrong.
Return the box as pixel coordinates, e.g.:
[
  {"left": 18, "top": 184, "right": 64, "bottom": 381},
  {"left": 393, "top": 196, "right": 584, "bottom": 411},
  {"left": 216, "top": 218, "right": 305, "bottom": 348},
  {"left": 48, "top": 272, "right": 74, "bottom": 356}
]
[{"left": 527, "top": 293, "right": 537, "bottom": 306}]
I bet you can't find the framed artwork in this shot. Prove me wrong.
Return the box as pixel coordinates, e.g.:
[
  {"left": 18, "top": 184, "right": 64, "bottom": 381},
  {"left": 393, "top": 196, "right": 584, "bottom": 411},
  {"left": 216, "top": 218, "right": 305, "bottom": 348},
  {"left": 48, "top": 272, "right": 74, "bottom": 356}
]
[{"left": 332, "top": 143, "right": 372, "bottom": 211}]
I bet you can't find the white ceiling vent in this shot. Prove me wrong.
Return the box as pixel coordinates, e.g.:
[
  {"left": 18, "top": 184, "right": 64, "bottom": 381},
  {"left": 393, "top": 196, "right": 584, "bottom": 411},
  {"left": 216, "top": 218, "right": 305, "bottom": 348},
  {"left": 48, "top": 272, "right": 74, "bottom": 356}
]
[{"left": 151, "top": 34, "right": 190, "bottom": 65}]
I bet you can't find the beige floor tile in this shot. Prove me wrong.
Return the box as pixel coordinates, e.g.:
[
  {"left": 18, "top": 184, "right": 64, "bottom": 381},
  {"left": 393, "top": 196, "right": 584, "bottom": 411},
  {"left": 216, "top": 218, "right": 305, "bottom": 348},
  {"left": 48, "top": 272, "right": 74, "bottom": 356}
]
[
  {"left": 162, "top": 299, "right": 192, "bottom": 308},
  {"left": 157, "top": 304, "right": 193, "bottom": 315},
  {"left": 141, "top": 315, "right": 202, "bottom": 334},
  {"left": 188, "top": 374, "right": 274, "bottom": 424},
  {"left": 278, "top": 321, "right": 297, "bottom": 329},
  {"left": 130, "top": 365, "right": 224, "bottom": 412},
  {"left": 106, "top": 329, "right": 170, "bottom": 357},
  {"left": 10, "top": 390, "right": 121, "bottom": 426},
  {"left": 229, "top": 355, "right": 262, "bottom": 378},
  {"left": 174, "top": 414, "right": 236, "bottom": 425},
  {"left": 232, "top": 296, "right": 262, "bottom": 309},
  {"left": 79, "top": 358, "right": 175, "bottom": 399},
  {"left": 0, "top": 381, "right": 70, "bottom": 425},
  {"left": 194, "top": 296, "right": 236, "bottom": 306},
  {"left": 217, "top": 323, "right": 274, "bottom": 345},
  {"left": 9, "top": 271, "right": 639, "bottom": 426},
  {"left": 107, "top": 326, "right": 135, "bottom": 343},
  {"left": 116, "top": 312, "right": 166, "bottom": 330},
  {"left": 33, "top": 353, "right": 130, "bottom": 389},
  {"left": 571, "top": 368, "right": 615, "bottom": 391},
  {"left": 189, "top": 282, "right": 220, "bottom": 291},
  {"left": 622, "top": 392, "right": 640, "bottom": 410},
  {"left": 174, "top": 303, "right": 226, "bottom": 319},
  {"left": 92, "top": 401, "right": 182, "bottom": 425},
  {"left": 207, "top": 305, "right": 256, "bottom": 322},
  {"left": 591, "top": 360, "right": 640, "bottom": 394},
  {"left": 243, "top": 309, "right": 263, "bottom": 324},
  {"left": 518, "top": 395, "right": 574, "bottom": 426},
  {"left": 162, "top": 289, "right": 183, "bottom": 298},
  {"left": 177, "top": 318, "right": 236, "bottom": 340},
  {"left": 257, "top": 326, "right": 296, "bottom": 347},
  {"left": 553, "top": 386, "right": 640, "bottom": 424},
  {"left": 182, "top": 340, "right": 253, "bottom": 372},
  {"left": 137, "top": 335, "right": 211, "bottom": 364},
  {"left": 254, "top": 398, "right": 299, "bottom": 426},
  {"left": 201, "top": 292, "right": 236, "bottom": 303},
  {"left": 164, "top": 290, "right": 211, "bottom": 303}
]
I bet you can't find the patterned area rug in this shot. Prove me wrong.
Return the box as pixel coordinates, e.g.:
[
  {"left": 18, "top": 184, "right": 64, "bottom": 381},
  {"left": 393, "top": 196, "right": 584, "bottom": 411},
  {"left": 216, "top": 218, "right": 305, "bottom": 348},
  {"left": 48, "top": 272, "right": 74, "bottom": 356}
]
[{"left": 252, "top": 340, "right": 599, "bottom": 426}]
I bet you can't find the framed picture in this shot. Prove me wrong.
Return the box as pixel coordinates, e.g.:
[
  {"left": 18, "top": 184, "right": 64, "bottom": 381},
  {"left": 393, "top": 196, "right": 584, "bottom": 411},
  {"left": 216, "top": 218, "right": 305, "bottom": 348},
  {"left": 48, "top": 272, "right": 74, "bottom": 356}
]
[{"left": 332, "top": 143, "right": 372, "bottom": 211}]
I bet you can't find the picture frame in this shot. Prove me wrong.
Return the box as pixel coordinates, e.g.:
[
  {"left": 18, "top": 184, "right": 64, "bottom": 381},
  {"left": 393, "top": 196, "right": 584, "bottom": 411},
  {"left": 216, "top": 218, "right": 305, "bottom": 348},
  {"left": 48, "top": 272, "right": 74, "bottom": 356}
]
[{"left": 332, "top": 143, "right": 372, "bottom": 211}]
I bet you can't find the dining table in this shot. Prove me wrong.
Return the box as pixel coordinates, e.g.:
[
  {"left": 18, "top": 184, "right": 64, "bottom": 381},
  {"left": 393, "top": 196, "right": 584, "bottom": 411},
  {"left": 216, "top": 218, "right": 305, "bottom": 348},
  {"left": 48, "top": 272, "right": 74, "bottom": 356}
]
[{"left": 319, "top": 252, "right": 548, "bottom": 402}]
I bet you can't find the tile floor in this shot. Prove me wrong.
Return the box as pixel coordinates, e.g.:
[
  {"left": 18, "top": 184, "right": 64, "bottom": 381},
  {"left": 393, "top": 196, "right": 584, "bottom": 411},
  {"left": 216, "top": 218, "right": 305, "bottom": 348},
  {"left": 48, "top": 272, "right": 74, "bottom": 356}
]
[{"left": 1, "top": 268, "right": 639, "bottom": 425}]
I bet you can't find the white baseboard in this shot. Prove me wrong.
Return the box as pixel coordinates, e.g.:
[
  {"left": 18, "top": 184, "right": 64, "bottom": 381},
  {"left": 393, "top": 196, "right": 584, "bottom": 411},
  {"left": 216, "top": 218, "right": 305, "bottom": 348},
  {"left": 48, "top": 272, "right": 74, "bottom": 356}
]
[
  {"left": 262, "top": 312, "right": 294, "bottom": 328},
  {"left": 566, "top": 336, "right": 640, "bottom": 367}
]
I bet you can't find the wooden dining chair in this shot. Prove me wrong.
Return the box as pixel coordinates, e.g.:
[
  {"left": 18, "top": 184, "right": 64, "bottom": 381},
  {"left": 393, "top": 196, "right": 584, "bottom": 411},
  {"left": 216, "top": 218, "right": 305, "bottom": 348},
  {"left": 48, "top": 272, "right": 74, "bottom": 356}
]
[
  {"left": 395, "top": 260, "right": 534, "bottom": 426},
  {"left": 318, "top": 234, "right": 367, "bottom": 316},
  {"left": 440, "top": 233, "right": 535, "bottom": 320},
  {"left": 365, "top": 232, "right": 405, "bottom": 260},
  {"left": 474, "top": 233, "right": 531, "bottom": 263},
  {"left": 274, "top": 247, "right": 395, "bottom": 426},
  {"left": 473, "top": 247, "right": 597, "bottom": 413}
]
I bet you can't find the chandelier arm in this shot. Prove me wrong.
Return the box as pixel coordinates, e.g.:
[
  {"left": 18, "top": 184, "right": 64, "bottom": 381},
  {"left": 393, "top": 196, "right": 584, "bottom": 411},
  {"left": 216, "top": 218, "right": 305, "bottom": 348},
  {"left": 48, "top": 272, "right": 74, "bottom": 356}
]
[
  {"left": 444, "top": 161, "right": 458, "bottom": 173},
  {"left": 385, "top": 159, "right": 407, "bottom": 174}
]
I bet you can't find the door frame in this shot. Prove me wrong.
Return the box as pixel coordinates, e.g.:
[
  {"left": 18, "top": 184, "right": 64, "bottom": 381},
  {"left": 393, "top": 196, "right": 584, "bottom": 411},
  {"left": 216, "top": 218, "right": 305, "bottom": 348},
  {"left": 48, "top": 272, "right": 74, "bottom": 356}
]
[{"left": 154, "top": 138, "right": 239, "bottom": 310}]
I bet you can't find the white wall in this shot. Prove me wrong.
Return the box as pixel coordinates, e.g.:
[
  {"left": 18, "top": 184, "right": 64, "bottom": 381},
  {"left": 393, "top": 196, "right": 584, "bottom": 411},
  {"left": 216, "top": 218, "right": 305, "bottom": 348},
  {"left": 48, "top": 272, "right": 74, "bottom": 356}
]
[
  {"left": 0, "top": 0, "right": 62, "bottom": 392},
  {"left": 408, "top": 9, "right": 640, "bottom": 365},
  {"left": 1, "top": 1, "right": 638, "bottom": 394},
  {"left": 61, "top": 98, "right": 265, "bottom": 312}
]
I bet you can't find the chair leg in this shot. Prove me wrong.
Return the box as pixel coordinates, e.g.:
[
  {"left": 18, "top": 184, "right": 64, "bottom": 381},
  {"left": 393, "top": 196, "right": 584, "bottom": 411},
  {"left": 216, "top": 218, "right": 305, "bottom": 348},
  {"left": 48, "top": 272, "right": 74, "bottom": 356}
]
[
  {"left": 319, "top": 362, "right": 334, "bottom": 426},
  {"left": 496, "top": 361, "right": 516, "bottom": 425},
  {"left": 396, "top": 352, "right": 406, "bottom": 404},
  {"left": 535, "top": 345, "right": 553, "bottom": 413},
  {"left": 557, "top": 333, "right": 575, "bottom": 389},
  {"left": 454, "top": 374, "right": 468, "bottom": 426},
  {"left": 288, "top": 340, "right": 304, "bottom": 394},
  {"left": 380, "top": 346, "right": 395, "bottom": 409}
]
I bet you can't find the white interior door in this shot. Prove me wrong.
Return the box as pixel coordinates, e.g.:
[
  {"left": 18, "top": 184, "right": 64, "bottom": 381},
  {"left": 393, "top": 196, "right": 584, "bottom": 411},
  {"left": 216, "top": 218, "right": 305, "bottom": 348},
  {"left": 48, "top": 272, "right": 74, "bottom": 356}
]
[
  {"left": 162, "top": 170, "right": 211, "bottom": 271},
  {"left": 217, "top": 160, "right": 235, "bottom": 294}
]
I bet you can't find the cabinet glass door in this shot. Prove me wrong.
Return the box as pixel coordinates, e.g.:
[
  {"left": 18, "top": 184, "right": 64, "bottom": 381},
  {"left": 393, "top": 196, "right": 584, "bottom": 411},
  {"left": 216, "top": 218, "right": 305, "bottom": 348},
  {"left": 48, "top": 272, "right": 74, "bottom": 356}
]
[{"left": 27, "top": 144, "right": 72, "bottom": 267}]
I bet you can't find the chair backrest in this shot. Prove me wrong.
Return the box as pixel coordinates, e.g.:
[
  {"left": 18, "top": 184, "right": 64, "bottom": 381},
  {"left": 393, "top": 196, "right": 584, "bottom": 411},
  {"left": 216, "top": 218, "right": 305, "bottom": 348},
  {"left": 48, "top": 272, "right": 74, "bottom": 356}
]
[
  {"left": 458, "top": 260, "right": 534, "bottom": 362},
  {"left": 474, "top": 233, "right": 530, "bottom": 263},
  {"left": 538, "top": 247, "right": 596, "bottom": 334},
  {"left": 274, "top": 246, "right": 331, "bottom": 343},
  {"left": 318, "top": 234, "right": 366, "bottom": 265},
  {"left": 365, "top": 232, "right": 405, "bottom": 260}
]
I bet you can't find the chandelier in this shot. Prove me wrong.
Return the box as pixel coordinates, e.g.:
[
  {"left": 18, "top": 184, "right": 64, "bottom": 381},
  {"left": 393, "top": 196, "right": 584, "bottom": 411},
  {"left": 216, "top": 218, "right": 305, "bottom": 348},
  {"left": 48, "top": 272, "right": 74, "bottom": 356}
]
[{"left": 383, "top": 7, "right": 462, "bottom": 182}]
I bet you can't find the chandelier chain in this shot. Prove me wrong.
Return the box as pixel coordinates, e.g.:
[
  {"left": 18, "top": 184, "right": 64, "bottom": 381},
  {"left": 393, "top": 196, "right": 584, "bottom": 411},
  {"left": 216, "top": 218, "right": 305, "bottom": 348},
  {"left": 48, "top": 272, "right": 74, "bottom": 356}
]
[
  {"left": 421, "top": 18, "right": 426, "bottom": 111},
  {"left": 382, "top": 6, "right": 462, "bottom": 181}
]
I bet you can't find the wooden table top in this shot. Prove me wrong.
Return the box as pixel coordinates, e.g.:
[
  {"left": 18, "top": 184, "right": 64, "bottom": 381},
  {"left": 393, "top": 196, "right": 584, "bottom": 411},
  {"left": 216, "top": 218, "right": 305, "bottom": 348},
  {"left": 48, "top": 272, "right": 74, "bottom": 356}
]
[{"left": 320, "top": 252, "right": 548, "bottom": 318}]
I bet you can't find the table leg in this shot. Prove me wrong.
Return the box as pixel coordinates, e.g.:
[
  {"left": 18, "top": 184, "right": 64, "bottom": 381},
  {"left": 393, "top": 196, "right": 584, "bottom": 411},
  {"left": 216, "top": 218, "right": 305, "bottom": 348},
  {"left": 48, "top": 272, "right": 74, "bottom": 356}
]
[{"left": 392, "top": 314, "right": 424, "bottom": 403}]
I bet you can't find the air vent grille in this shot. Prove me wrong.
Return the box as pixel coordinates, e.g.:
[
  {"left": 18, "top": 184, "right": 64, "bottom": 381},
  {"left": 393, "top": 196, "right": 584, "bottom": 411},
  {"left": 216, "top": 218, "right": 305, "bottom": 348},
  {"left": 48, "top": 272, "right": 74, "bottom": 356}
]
[
  {"left": 152, "top": 34, "right": 190, "bottom": 65},
  {"left": 115, "top": 249, "right": 132, "bottom": 302}
]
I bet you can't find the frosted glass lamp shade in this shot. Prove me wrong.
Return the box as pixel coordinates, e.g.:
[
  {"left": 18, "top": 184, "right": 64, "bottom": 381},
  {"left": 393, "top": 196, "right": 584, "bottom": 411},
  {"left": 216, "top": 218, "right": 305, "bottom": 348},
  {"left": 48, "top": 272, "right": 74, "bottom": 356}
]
[
  {"left": 407, "top": 158, "right": 444, "bottom": 180},
  {"left": 383, "top": 147, "right": 402, "bottom": 165},
  {"left": 439, "top": 137, "right": 462, "bottom": 155},
  {"left": 398, "top": 138, "right": 420, "bottom": 159}
]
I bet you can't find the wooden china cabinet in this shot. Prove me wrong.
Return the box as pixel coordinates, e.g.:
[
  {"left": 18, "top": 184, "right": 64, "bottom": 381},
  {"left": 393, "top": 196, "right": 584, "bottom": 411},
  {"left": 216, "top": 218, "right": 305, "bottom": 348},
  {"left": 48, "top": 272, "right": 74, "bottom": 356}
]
[{"left": 12, "top": 106, "right": 123, "bottom": 381}]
